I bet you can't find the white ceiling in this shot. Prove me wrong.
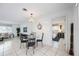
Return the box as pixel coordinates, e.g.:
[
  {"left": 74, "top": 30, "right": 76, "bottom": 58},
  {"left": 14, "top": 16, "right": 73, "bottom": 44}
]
[{"left": 0, "top": 3, "right": 74, "bottom": 25}]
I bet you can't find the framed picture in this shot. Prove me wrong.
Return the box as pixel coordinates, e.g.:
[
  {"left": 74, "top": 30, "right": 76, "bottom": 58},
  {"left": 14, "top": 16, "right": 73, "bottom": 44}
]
[{"left": 23, "top": 27, "right": 27, "bottom": 32}]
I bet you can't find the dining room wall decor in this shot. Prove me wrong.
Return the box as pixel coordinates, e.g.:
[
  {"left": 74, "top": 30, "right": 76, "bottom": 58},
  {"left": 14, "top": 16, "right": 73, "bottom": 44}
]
[{"left": 37, "top": 23, "right": 42, "bottom": 30}]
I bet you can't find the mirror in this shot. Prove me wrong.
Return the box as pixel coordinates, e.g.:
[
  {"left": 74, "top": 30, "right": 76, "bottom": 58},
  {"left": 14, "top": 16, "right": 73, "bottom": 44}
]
[{"left": 37, "top": 23, "right": 42, "bottom": 30}]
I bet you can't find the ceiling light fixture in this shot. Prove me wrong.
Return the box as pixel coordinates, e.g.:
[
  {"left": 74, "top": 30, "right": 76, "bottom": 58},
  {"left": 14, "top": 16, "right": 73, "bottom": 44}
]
[
  {"left": 22, "top": 8, "right": 27, "bottom": 11},
  {"left": 29, "top": 13, "right": 34, "bottom": 23},
  {"left": 22, "top": 8, "right": 34, "bottom": 23}
]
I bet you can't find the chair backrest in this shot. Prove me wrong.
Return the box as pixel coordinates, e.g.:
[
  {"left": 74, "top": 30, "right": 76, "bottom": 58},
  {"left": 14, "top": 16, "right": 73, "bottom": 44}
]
[
  {"left": 30, "top": 32, "right": 36, "bottom": 38},
  {"left": 20, "top": 34, "right": 28, "bottom": 40},
  {"left": 52, "top": 33, "right": 60, "bottom": 41},
  {"left": 41, "top": 33, "right": 44, "bottom": 40},
  {"left": 28, "top": 38, "right": 35, "bottom": 43},
  {"left": 27, "top": 38, "right": 36, "bottom": 47}
]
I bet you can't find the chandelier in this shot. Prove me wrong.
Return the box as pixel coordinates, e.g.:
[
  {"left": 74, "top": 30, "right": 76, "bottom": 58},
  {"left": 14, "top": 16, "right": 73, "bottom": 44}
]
[{"left": 22, "top": 8, "right": 34, "bottom": 23}]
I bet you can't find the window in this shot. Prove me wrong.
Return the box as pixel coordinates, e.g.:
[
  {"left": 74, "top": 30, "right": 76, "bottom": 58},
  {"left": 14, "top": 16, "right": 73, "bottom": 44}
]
[{"left": 0, "top": 26, "right": 12, "bottom": 33}]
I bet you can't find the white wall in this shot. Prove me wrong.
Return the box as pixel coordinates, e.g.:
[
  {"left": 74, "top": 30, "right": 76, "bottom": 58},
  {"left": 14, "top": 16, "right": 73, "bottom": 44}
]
[
  {"left": 12, "top": 24, "right": 20, "bottom": 37},
  {"left": 18, "top": 3, "right": 79, "bottom": 56},
  {"left": 73, "top": 4, "right": 79, "bottom": 56},
  {"left": 20, "top": 7, "right": 73, "bottom": 52},
  {"left": 77, "top": 4, "right": 79, "bottom": 56},
  {"left": 68, "top": 4, "right": 79, "bottom": 56},
  {"left": 20, "top": 19, "right": 33, "bottom": 34}
]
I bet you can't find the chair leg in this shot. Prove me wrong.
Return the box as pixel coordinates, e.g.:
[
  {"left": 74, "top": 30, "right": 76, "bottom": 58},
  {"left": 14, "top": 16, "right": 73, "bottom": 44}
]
[
  {"left": 31, "top": 44, "right": 35, "bottom": 54},
  {"left": 42, "top": 42, "right": 43, "bottom": 46},
  {"left": 33, "top": 47, "right": 35, "bottom": 54},
  {"left": 37, "top": 42, "right": 38, "bottom": 46},
  {"left": 26, "top": 43, "right": 27, "bottom": 55},
  {"left": 23, "top": 43, "right": 25, "bottom": 48},
  {"left": 20, "top": 42, "right": 22, "bottom": 48},
  {"left": 26, "top": 48, "right": 27, "bottom": 55},
  {"left": 34, "top": 45, "right": 35, "bottom": 49},
  {"left": 33, "top": 49, "right": 34, "bottom": 54},
  {"left": 26, "top": 46, "right": 29, "bottom": 55}
]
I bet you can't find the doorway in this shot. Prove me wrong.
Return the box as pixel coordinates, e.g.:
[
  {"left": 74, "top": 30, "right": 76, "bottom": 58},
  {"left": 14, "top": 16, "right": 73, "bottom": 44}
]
[
  {"left": 69, "top": 23, "right": 74, "bottom": 55},
  {"left": 16, "top": 28, "right": 20, "bottom": 37}
]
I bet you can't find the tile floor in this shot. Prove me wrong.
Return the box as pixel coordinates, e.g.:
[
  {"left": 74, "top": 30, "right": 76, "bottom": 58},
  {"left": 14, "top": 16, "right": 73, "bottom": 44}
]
[{"left": 0, "top": 37, "right": 69, "bottom": 56}]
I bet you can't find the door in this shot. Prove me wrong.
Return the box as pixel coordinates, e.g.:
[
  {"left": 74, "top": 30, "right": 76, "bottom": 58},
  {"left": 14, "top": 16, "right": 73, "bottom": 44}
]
[{"left": 69, "top": 23, "right": 74, "bottom": 55}]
